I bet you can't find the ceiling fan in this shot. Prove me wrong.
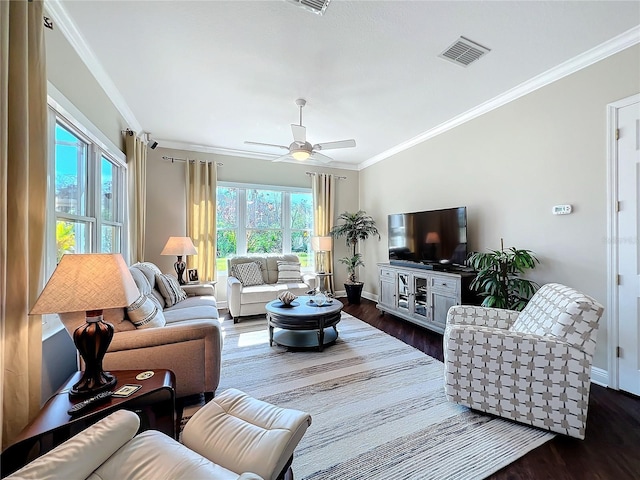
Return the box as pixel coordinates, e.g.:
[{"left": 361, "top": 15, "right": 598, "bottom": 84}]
[{"left": 245, "top": 98, "right": 356, "bottom": 164}]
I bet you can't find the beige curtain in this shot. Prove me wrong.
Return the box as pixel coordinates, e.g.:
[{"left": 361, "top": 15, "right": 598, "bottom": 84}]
[
  {"left": 312, "top": 173, "right": 336, "bottom": 293},
  {"left": 185, "top": 160, "right": 217, "bottom": 282},
  {"left": 1, "top": 0, "right": 47, "bottom": 449},
  {"left": 125, "top": 132, "right": 147, "bottom": 264}
]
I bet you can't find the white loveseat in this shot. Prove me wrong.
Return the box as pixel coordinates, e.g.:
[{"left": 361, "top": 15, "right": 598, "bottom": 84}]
[{"left": 227, "top": 255, "right": 316, "bottom": 322}]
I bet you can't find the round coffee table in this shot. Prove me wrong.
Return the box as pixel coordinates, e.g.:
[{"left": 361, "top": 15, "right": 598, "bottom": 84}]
[{"left": 266, "top": 295, "right": 343, "bottom": 351}]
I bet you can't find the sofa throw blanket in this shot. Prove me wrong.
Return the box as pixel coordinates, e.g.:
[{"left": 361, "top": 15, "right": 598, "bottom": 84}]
[
  {"left": 276, "top": 261, "right": 302, "bottom": 284},
  {"left": 233, "top": 262, "right": 265, "bottom": 287}
]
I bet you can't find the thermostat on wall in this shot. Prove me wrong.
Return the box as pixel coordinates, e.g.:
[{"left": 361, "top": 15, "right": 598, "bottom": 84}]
[{"left": 552, "top": 205, "right": 572, "bottom": 215}]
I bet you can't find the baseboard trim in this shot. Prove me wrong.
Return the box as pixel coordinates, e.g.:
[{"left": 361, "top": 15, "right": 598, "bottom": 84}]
[{"left": 591, "top": 367, "right": 609, "bottom": 387}]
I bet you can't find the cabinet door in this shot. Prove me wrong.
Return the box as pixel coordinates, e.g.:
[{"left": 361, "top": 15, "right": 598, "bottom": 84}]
[
  {"left": 412, "top": 274, "right": 430, "bottom": 321},
  {"left": 379, "top": 273, "right": 396, "bottom": 308},
  {"left": 431, "top": 291, "right": 458, "bottom": 330},
  {"left": 397, "top": 273, "right": 410, "bottom": 313}
]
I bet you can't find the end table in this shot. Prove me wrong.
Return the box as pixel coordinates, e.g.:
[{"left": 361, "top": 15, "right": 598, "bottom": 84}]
[{"left": 1, "top": 369, "right": 176, "bottom": 477}]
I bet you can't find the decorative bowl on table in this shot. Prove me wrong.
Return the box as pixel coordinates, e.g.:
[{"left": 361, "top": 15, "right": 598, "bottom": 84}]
[{"left": 277, "top": 291, "right": 297, "bottom": 306}]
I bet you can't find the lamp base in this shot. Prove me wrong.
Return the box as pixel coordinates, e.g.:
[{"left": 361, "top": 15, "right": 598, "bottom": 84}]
[
  {"left": 175, "top": 255, "right": 186, "bottom": 285},
  {"left": 70, "top": 371, "right": 117, "bottom": 398},
  {"left": 71, "top": 310, "right": 117, "bottom": 398}
]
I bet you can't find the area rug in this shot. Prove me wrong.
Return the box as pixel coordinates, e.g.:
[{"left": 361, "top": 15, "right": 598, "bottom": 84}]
[{"left": 186, "top": 313, "right": 554, "bottom": 479}]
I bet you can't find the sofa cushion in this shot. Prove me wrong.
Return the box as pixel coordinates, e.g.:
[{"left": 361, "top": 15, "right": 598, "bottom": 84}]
[
  {"left": 233, "top": 262, "right": 264, "bottom": 287},
  {"left": 265, "top": 254, "right": 300, "bottom": 284},
  {"left": 276, "top": 261, "right": 302, "bottom": 284},
  {"left": 163, "top": 305, "right": 221, "bottom": 324},
  {"left": 127, "top": 295, "right": 166, "bottom": 329},
  {"left": 166, "top": 295, "right": 219, "bottom": 312},
  {"left": 156, "top": 274, "right": 188, "bottom": 307},
  {"left": 240, "top": 283, "right": 310, "bottom": 304}
]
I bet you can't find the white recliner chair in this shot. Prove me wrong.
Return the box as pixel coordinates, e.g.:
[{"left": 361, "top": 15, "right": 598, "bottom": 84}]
[{"left": 6, "top": 389, "right": 312, "bottom": 480}]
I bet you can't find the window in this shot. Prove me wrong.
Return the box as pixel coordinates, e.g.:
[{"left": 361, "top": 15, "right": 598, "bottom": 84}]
[
  {"left": 43, "top": 94, "right": 127, "bottom": 339},
  {"left": 216, "top": 183, "right": 313, "bottom": 273},
  {"left": 51, "top": 118, "right": 125, "bottom": 263}
]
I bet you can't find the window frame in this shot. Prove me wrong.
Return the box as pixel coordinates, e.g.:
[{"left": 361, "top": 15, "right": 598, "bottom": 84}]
[{"left": 217, "top": 181, "right": 314, "bottom": 275}]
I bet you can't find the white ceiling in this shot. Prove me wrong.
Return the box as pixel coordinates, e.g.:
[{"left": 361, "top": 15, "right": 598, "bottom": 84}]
[{"left": 51, "top": 1, "right": 640, "bottom": 170}]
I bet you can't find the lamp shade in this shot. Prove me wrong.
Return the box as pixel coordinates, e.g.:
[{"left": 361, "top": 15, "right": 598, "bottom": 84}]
[
  {"left": 311, "top": 236, "right": 333, "bottom": 252},
  {"left": 160, "top": 236, "right": 198, "bottom": 256},
  {"left": 425, "top": 232, "right": 441, "bottom": 244},
  {"left": 30, "top": 253, "right": 140, "bottom": 315}
]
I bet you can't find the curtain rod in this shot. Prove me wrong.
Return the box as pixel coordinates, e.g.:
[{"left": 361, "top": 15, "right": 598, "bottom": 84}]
[
  {"left": 162, "top": 156, "right": 223, "bottom": 166},
  {"left": 305, "top": 172, "right": 347, "bottom": 180}
]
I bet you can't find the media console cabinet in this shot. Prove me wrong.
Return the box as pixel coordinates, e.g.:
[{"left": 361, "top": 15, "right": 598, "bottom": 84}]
[{"left": 376, "top": 263, "right": 477, "bottom": 334}]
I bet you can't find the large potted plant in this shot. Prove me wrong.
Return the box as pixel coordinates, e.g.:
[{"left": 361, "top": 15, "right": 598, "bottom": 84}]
[
  {"left": 330, "top": 210, "right": 380, "bottom": 304},
  {"left": 467, "top": 238, "right": 540, "bottom": 311}
]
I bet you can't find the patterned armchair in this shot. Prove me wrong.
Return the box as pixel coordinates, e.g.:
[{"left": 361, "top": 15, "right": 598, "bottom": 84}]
[{"left": 444, "top": 283, "right": 604, "bottom": 439}]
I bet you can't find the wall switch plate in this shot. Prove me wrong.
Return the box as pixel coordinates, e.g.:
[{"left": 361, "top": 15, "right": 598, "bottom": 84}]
[{"left": 552, "top": 204, "right": 572, "bottom": 215}]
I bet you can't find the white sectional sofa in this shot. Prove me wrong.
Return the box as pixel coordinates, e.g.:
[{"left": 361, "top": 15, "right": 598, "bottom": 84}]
[{"left": 227, "top": 254, "right": 316, "bottom": 322}]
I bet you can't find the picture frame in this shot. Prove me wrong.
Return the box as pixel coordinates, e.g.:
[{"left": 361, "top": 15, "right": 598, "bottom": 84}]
[{"left": 187, "top": 268, "right": 199, "bottom": 284}]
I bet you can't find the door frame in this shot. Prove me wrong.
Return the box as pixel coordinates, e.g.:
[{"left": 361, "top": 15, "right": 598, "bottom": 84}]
[{"left": 606, "top": 93, "right": 640, "bottom": 390}]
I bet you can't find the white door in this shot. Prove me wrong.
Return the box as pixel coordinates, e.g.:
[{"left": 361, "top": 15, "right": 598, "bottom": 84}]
[{"left": 617, "top": 99, "right": 640, "bottom": 395}]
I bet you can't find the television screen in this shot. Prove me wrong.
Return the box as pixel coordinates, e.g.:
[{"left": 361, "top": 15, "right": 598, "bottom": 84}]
[{"left": 388, "top": 207, "right": 467, "bottom": 265}]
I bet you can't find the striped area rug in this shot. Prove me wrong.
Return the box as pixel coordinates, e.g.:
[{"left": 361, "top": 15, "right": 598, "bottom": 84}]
[{"left": 205, "top": 313, "right": 554, "bottom": 479}]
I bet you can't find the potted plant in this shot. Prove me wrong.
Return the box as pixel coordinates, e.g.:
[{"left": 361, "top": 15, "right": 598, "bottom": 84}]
[
  {"left": 467, "top": 238, "right": 540, "bottom": 311},
  {"left": 330, "top": 210, "right": 380, "bottom": 304}
]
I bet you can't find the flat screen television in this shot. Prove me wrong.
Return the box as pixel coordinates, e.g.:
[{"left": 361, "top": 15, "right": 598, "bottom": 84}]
[{"left": 388, "top": 207, "right": 467, "bottom": 266}]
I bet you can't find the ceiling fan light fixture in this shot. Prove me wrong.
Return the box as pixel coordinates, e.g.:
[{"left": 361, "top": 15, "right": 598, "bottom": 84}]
[{"left": 292, "top": 150, "right": 310, "bottom": 161}]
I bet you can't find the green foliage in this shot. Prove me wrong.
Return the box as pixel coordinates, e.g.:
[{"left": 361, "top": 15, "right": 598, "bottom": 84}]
[
  {"left": 468, "top": 238, "right": 540, "bottom": 311},
  {"left": 330, "top": 211, "right": 380, "bottom": 283},
  {"left": 339, "top": 254, "right": 365, "bottom": 284},
  {"left": 56, "top": 221, "right": 75, "bottom": 262},
  {"left": 247, "top": 230, "right": 283, "bottom": 253}
]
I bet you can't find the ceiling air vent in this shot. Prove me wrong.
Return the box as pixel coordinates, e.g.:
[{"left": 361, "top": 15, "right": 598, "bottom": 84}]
[
  {"left": 286, "top": 0, "right": 331, "bottom": 16},
  {"left": 439, "top": 36, "right": 490, "bottom": 67}
]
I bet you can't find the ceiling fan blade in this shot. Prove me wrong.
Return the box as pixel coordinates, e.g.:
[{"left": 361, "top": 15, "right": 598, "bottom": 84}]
[
  {"left": 313, "top": 139, "right": 356, "bottom": 150},
  {"left": 272, "top": 153, "right": 293, "bottom": 163},
  {"left": 291, "top": 124, "right": 306, "bottom": 143},
  {"left": 310, "top": 152, "right": 333, "bottom": 164},
  {"left": 244, "top": 141, "right": 290, "bottom": 150}
]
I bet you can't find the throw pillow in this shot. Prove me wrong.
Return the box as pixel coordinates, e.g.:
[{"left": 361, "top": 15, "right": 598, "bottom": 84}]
[
  {"left": 127, "top": 295, "right": 166, "bottom": 329},
  {"left": 276, "top": 261, "right": 302, "bottom": 284},
  {"left": 233, "top": 262, "right": 264, "bottom": 287},
  {"left": 155, "top": 273, "right": 188, "bottom": 307}
]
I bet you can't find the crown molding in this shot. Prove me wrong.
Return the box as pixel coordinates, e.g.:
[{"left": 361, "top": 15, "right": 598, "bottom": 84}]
[
  {"left": 358, "top": 25, "right": 640, "bottom": 171},
  {"left": 45, "top": 0, "right": 143, "bottom": 133}
]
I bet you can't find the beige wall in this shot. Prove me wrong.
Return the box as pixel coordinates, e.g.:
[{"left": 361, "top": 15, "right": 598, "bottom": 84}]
[
  {"left": 359, "top": 44, "right": 640, "bottom": 369},
  {"left": 145, "top": 148, "right": 359, "bottom": 301},
  {"left": 44, "top": 24, "right": 127, "bottom": 149}
]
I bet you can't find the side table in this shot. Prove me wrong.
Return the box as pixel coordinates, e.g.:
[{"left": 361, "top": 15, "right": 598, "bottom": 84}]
[
  {"left": 315, "top": 272, "right": 334, "bottom": 295},
  {"left": 1, "top": 369, "right": 176, "bottom": 477}
]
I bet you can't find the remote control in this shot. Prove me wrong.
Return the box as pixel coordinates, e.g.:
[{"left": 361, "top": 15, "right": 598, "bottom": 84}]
[{"left": 67, "top": 391, "right": 113, "bottom": 415}]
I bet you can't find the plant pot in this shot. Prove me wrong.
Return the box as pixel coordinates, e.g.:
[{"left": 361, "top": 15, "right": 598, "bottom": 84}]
[{"left": 344, "top": 283, "right": 364, "bottom": 304}]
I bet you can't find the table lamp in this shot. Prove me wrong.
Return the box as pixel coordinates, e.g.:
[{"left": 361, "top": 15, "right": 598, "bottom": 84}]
[
  {"left": 161, "top": 236, "right": 198, "bottom": 284},
  {"left": 30, "top": 253, "right": 140, "bottom": 397},
  {"left": 311, "top": 236, "right": 333, "bottom": 273}
]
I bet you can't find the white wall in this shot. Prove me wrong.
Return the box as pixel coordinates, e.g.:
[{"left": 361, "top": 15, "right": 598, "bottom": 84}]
[
  {"left": 358, "top": 44, "right": 640, "bottom": 370},
  {"left": 145, "top": 148, "right": 359, "bottom": 303}
]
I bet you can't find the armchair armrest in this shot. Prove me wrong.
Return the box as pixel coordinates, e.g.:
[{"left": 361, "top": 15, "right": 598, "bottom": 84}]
[
  {"left": 446, "top": 305, "right": 520, "bottom": 330},
  {"left": 227, "top": 276, "right": 243, "bottom": 318},
  {"left": 108, "top": 320, "right": 222, "bottom": 352},
  {"left": 6, "top": 411, "right": 139, "bottom": 479},
  {"left": 182, "top": 283, "right": 215, "bottom": 297},
  {"left": 302, "top": 273, "right": 317, "bottom": 290}
]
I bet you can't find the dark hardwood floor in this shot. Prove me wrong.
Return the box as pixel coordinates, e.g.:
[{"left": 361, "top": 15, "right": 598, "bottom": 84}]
[{"left": 338, "top": 298, "right": 640, "bottom": 480}]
